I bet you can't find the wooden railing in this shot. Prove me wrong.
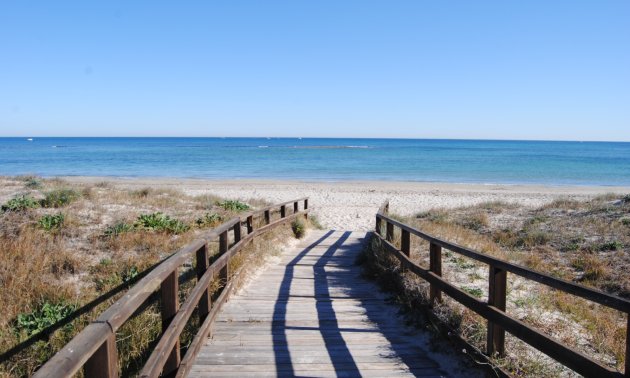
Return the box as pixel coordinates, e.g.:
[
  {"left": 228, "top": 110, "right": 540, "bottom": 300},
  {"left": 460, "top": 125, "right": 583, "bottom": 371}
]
[
  {"left": 34, "top": 198, "right": 309, "bottom": 378},
  {"left": 375, "top": 200, "right": 629, "bottom": 378}
]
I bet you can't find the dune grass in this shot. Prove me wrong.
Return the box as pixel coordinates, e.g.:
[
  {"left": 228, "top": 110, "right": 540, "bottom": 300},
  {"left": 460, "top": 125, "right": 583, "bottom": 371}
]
[
  {"left": 0, "top": 176, "right": 303, "bottom": 377},
  {"left": 363, "top": 193, "right": 630, "bottom": 377}
]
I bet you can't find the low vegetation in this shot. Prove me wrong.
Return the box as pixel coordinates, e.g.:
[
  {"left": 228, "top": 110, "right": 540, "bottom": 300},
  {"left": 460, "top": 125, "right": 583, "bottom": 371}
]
[
  {"left": 0, "top": 176, "right": 301, "bottom": 377},
  {"left": 364, "top": 195, "right": 630, "bottom": 377}
]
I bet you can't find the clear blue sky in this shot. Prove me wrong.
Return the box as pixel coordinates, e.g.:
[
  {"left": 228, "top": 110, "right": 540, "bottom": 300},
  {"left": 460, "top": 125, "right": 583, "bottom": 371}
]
[{"left": 1, "top": 1, "right": 629, "bottom": 140}]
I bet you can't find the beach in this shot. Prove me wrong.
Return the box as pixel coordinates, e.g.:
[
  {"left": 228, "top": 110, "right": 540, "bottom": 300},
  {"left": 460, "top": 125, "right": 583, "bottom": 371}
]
[{"left": 62, "top": 177, "right": 630, "bottom": 231}]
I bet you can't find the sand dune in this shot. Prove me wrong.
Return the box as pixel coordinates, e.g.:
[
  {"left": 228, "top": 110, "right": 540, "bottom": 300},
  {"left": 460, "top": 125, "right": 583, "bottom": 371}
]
[{"left": 66, "top": 177, "right": 630, "bottom": 231}]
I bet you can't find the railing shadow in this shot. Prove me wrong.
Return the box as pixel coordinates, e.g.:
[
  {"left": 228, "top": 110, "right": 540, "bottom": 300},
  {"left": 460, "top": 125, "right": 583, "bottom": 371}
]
[{"left": 271, "top": 230, "right": 445, "bottom": 377}]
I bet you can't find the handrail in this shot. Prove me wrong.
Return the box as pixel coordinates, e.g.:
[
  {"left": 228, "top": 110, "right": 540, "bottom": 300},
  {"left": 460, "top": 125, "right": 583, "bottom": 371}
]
[
  {"left": 374, "top": 200, "right": 628, "bottom": 378},
  {"left": 34, "top": 197, "right": 309, "bottom": 378}
]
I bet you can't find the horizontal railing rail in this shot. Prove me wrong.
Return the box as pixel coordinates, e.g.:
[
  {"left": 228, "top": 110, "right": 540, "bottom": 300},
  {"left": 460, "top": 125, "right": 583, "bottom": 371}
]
[
  {"left": 374, "top": 200, "right": 629, "bottom": 378},
  {"left": 34, "top": 198, "right": 309, "bottom": 378}
]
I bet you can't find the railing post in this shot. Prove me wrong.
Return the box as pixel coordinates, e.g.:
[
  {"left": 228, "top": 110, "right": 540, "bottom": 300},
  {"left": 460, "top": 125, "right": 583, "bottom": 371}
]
[
  {"left": 487, "top": 265, "right": 507, "bottom": 356},
  {"left": 280, "top": 205, "right": 286, "bottom": 218},
  {"left": 386, "top": 221, "right": 394, "bottom": 242},
  {"left": 219, "top": 230, "right": 229, "bottom": 284},
  {"left": 401, "top": 229, "right": 410, "bottom": 257},
  {"left": 375, "top": 216, "right": 382, "bottom": 236},
  {"left": 429, "top": 243, "right": 442, "bottom": 304},
  {"left": 84, "top": 332, "right": 118, "bottom": 378},
  {"left": 233, "top": 222, "right": 241, "bottom": 244},
  {"left": 304, "top": 199, "right": 308, "bottom": 210},
  {"left": 626, "top": 315, "right": 630, "bottom": 377},
  {"left": 293, "top": 201, "right": 298, "bottom": 214},
  {"left": 161, "top": 270, "right": 180, "bottom": 374},
  {"left": 246, "top": 215, "right": 253, "bottom": 234},
  {"left": 264, "top": 210, "right": 270, "bottom": 225},
  {"left": 196, "top": 244, "right": 211, "bottom": 320}
]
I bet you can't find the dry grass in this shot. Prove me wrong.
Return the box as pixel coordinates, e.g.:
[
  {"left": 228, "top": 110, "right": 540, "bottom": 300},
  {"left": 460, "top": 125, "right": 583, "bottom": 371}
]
[
  {"left": 0, "top": 176, "right": 289, "bottom": 377},
  {"left": 364, "top": 193, "right": 630, "bottom": 377}
]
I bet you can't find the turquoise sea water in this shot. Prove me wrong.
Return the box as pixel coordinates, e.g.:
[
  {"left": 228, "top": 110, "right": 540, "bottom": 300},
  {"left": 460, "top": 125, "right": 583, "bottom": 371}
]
[{"left": 1, "top": 137, "right": 629, "bottom": 186}]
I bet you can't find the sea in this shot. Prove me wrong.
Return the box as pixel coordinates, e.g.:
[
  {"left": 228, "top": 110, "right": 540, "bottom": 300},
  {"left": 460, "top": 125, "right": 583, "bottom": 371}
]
[{"left": 1, "top": 137, "right": 629, "bottom": 186}]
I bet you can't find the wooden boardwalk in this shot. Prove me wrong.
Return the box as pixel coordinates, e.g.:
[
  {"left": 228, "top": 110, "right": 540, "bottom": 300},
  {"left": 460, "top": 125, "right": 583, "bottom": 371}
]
[{"left": 189, "top": 230, "right": 447, "bottom": 377}]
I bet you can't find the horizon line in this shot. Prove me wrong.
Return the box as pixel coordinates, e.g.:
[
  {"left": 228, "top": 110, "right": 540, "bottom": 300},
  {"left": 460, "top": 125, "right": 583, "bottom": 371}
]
[{"left": 2, "top": 136, "right": 630, "bottom": 143}]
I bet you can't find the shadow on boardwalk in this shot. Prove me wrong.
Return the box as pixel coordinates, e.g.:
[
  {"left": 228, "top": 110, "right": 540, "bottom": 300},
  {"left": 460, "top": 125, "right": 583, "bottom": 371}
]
[{"left": 190, "top": 230, "right": 477, "bottom": 377}]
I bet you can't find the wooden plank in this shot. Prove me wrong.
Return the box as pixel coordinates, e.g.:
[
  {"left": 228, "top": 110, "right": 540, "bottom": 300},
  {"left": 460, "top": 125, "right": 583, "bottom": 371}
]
[
  {"left": 429, "top": 243, "right": 442, "bottom": 304},
  {"left": 378, "top": 235, "right": 623, "bottom": 378},
  {"left": 190, "top": 230, "right": 447, "bottom": 377},
  {"left": 487, "top": 265, "right": 507, "bottom": 356},
  {"left": 160, "top": 270, "right": 180, "bottom": 375},
  {"left": 377, "top": 213, "right": 630, "bottom": 313},
  {"left": 84, "top": 332, "right": 118, "bottom": 378},
  {"left": 196, "top": 244, "right": 211, "bottom": 320}
]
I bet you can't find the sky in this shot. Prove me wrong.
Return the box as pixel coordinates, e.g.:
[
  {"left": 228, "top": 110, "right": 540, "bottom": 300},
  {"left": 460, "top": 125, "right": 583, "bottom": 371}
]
[{"left": 0, "top": 1, "right": 629, "bottom": 141}]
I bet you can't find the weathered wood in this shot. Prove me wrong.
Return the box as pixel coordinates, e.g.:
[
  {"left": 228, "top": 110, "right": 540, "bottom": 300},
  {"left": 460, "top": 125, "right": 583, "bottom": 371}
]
[
  {"left": 626, "top": 316, "right": 630, "bottom": 378},
  {"left": 161, "top": 270, "right": 180, "bottom": 375},
  {"left": 429, "top": 243, "right": 442, "bottom": 304},
  {"left": 293, "top": 201, "right": 298, "bottom": 213},
  {"left": 376, "top": 213, "right": 630, "bottom": 313},
  {"left": 196, "top": 244, "right": 211, "bottom": 319},
  {"left": 280, "top": 205, "right": 286, "bottom": 218},
  {"left": 35, "top": 199, "right": 310, "bottom": 378},
  {"left": 378, "top": 235, "right": 623, "bottom": 378},
  {"left": 190, "top": 230, "right": 445, "bottom": 377},
  {"left": 264, "top": 210, "right": 270, "bottom": 225},
  {"left": 33, "top": 323, "right": 112, "bottom": 378},
  {"left": 84, "top": 332, "right": 118, "bottom": 378},
  {"left": 246, "top": 215, "right": 253, "bottom": 234},
  {"left": 386, "top": 221, "right": 394, "bottom": 242},
  {"left": 487, "top": 266, "right": 507, "bottom": 356},
  {"left": 401, "top": 229, "right": 410, "bottom": 257},
  {"left": 233, "top": 223, "right": 241, "bottom": 243},
  {"left": 219, "top": 230, "right": 229, "bottom": 287}
]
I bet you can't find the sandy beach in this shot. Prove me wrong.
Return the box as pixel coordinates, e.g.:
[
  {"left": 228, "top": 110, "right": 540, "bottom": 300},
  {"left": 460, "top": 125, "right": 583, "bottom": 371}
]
[{"left": 62, "top": 177, "right": 630, "bottom": 231}]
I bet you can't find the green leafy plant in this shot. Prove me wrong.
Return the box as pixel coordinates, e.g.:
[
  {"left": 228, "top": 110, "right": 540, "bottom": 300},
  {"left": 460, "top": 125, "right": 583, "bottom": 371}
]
[
  {"left": 195, "top": 212, "right": 222, "bottom": 227},
  {"left": 1, "top": 195, "right": 40, "bottom": 212},
  {"left": 23, "top": 177, "right": 42, "bottom": 189},
  {"left": 600, "top": 240, "right": 623, "bottom": 251},
  {"left": 291, "top": 219, "right": 305, "bottom": 239},
  {"left": 40, "top": 189, "right": 80, "bottom": 208},
  {"left": 135, "top": 212, "right": 189, "bottom": 234},
  {"left": 104, "top": 222, "right": 134, "bottom": 237},
  {"left": 217, "top": 200, "right": 250, "bottom": 212},
  {"left": 38, "top": 213, "right": 65, "bottom": 231},
  {"left": 121, "top": 266, "right": 139, "bottom": 283},
  {"left": 622, "top": 218, "right": 630, "bottom": 226},
  {"left": 461, "top": 286, "right": 483, "bottom": 299},
  {"left": 13, "top": 302, "right": 75, "bottom": 337}
]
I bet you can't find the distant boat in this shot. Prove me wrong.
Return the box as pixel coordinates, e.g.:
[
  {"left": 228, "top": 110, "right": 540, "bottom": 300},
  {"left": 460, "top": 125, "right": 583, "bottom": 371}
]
[{"left": 27, "top": 138, "right": 33, "bottom": 141}]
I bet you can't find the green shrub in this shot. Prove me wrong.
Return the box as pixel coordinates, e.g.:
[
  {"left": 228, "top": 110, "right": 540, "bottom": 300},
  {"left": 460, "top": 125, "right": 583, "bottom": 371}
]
[
  {"left": 38, "top": 213, "right": 65, "bottom": 231},
  {"left": 459, "top": 212, "right": 489, "bottom": 231},
  {"left": 291, "top": 219, "right": 305, "bottom": 239},
  {"left": 622, "top": 194, "right": 630, "bottom": 203},
  {"left": 135, "top": 212, "right": 189, "bottom": 234},
  {"left": 600, "top": 240, "right": 623, "bottom": 251},
  {"left": 121, "top": 266, "right": 139, "bottom": 282},
  {"left": 461, "top": 286, "right": 483, "bottom": 298},
  {"left": 1, "top": 195, "right": 40, "bottom": 212},
  {"left": 195, "top": 212, "right": 223, "bottom": 227},
  {"left": 217, "top": 200, "right": 250, "bottom": 212},
  {"left": 40, "top": 189, "right": 80, "bottom": 208},
  {"left": 622, "top": 218, "right": 630, "bottom": 226},
  {"left": 23, "top": 177, "right": 42, "bottom": 189},
  {"left": 13, "top": 302, "right": 75, "bottom": 337},
  {"left": 104, "top": 222, "right": 134, "bottom": 237}
]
